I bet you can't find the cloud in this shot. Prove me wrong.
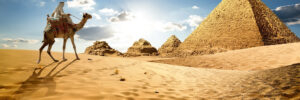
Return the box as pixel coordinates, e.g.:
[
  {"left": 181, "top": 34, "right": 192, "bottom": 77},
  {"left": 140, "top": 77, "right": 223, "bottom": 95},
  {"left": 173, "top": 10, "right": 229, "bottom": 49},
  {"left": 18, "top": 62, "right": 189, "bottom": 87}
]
[
  {"left": 0, "top": 44, "right": 17, "bottom": 48},
  {"left": 40, "top": 1, "right": 45, "bottom": 7},
  {"left": 285, "top": 20, "right": 300, "bottom": 25},
  {"left": 67, "top": 0, "right": 96, "bottom": 10},
  {"left": 192, "top": 5, "right": 199, "bottom": 9},
  {"left": 186, "top": 15, "right": 204, "bottom": 27},
  {"left": 99, "top": 8, "right": 119, "bottom": 16},
  {"left": 273, "top": 3, "right": 300, "bottom": 25},
  {"left": 12, "top": 44, "right": 18, "bottom": 48},
  {"left": 163, "top": 22, "right": 187, "bottom": 31},
  {"left": 1, "top": 44, "right": 9, "bottom": 48},
  {"left": 109, "top": 11, "right": 135, "bottom": 22},
  {"left": 2, "top": 38, "right": 39, "bottom": 44},
  {"left": 91, "top": 13, "right": 101, "bottom": 20},
  {"left": 77, "top": 26, "right": 114, "bottom": 41}
]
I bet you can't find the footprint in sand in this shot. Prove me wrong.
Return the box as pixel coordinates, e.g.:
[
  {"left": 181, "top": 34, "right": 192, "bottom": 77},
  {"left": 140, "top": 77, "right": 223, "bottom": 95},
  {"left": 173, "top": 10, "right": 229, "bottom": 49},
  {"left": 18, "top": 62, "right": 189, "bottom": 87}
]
[
  {"left": 121, "top": 91, "right": 139, "bottom": 97},
  {"left": 161, "top": 83, "right": 168, "bottom": 86},
  {"left": 126, "top": 97, "right": 135, "bottom": 100},
  {"left": 167, "top": 88, "right": 175, "bottom": 92},
  {"left": 142, "top": 86, "right": 148, "bottom": 89},
  {"left": 78, "top": 69, "right": 92, "bottom": 75},
  {"left": 129, "top": 89, "right": 139, "bottom": 92},
  {"left": 167, "top": 96, "right": 188, "bottom": 100},
  {"left": 0, "top": 85, "right": 16, "bottom": 90}
]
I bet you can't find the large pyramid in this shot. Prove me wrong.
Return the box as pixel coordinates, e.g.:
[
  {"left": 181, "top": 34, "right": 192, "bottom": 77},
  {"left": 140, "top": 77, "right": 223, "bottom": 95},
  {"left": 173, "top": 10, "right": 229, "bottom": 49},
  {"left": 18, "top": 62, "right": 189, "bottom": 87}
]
[{"left": 175, "top": 0, "right": 300, "bottom": 56}]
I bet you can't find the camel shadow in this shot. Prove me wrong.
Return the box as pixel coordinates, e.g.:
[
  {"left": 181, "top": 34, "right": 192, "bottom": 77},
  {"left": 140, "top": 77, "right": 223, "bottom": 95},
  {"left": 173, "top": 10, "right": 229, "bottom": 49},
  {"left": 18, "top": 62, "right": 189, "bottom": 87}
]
[{"left": 13, "top": 59, "right": 77, "bottom": 99}]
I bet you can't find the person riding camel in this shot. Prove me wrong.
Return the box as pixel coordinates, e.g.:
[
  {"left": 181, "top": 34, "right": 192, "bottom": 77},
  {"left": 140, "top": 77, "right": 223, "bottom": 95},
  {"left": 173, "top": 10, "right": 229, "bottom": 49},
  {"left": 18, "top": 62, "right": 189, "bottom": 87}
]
[
  {"left": 37, "top": 2, "right": 92, "bottom": 64},
  {"left": 52, "top": 2, "right": 65, "bottom": 19},
  {"left": 51, "top": 2, "right": 73, "bottom": 23},
  {"left": 45, "top": 2, "right": 74, "bottom": 36}
]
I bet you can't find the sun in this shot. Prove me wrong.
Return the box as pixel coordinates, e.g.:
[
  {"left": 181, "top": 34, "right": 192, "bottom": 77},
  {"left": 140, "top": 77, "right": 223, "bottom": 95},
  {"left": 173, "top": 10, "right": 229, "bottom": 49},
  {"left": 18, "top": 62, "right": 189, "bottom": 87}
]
[{"left": 112, "top": 11, "right": 161, "bottom": 38}]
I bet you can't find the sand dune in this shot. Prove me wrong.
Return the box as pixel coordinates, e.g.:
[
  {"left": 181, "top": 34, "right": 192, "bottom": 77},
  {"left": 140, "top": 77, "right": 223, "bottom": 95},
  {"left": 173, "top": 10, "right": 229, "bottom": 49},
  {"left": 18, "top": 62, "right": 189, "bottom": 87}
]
[
  {"left": 155, "top": 42, "right": 300, "bottom": 70},
  {"left": 0, "top": 49, "right": 299, "bottom": 100}
]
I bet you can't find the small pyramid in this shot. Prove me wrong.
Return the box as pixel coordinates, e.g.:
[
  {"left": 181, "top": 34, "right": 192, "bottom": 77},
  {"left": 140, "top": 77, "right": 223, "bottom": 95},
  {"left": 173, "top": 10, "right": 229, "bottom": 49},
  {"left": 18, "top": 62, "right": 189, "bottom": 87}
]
[
  {"left": 85, "top": 41, "right": 122, "bottom": 56},
  {"left": 125, "top": 38, "right": 158, "bottom": 56},
  {"left": 158, "top": 35, "right": 181, "bottom": 56},
  {"left": 175, "top": 0, "right": 300, "bottom": 56}
]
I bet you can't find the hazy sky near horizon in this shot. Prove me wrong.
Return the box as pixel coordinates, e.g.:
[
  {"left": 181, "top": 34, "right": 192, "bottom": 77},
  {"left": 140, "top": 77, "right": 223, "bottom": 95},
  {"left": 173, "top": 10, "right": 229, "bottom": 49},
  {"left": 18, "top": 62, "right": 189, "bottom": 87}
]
[{"left": 0, "top": 0, "right": 300, "bottom": 53}]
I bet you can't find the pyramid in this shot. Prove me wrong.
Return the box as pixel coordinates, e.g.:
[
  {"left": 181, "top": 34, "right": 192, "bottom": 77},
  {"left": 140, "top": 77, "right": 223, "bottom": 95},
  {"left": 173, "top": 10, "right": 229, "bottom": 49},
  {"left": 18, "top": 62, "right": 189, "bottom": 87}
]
[
  {"left": 85, "top": 41, "right": 123, "bottom": 56},
  {"left": 125, "top": 38, "right": 158, "bottom": 56},
  {"left": 175, "top": 0, "right": 300, "bottom": 56},
  {"left": 158, "top": 35, "right": 181, "bottom": 56}
]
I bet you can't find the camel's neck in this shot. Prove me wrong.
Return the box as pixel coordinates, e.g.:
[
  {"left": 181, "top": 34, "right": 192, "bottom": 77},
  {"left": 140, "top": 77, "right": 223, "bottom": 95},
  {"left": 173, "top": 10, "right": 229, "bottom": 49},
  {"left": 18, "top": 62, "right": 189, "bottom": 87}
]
[{"left": 75, "top": 17, "right": 88, "bottom": 31}]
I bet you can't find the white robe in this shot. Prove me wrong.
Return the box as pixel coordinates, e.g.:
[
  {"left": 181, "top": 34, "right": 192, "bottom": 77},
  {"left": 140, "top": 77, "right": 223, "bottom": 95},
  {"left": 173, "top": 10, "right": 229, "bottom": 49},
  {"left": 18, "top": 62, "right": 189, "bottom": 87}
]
[
  {"left": 50, "top": 2, "right": 73, "bottom": 24},
  {"left": 52, "top": 2, "right": 64, "bottom": 18}
]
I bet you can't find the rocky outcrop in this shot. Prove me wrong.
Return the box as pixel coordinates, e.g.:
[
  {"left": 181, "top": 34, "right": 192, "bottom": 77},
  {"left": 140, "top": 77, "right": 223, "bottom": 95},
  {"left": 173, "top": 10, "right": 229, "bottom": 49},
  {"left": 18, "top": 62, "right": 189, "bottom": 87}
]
[
  {"left": 158, "top": 35, "right": 181, "bottom": 57},
  {"left": 125, "top": 39, "right": 158, "bottom": 56},
  {"left": 175, "top": 0, "right": 300, "bottom": 57},
  {"left": 85, "top": 41, "right": 122, "bottom": 56}
]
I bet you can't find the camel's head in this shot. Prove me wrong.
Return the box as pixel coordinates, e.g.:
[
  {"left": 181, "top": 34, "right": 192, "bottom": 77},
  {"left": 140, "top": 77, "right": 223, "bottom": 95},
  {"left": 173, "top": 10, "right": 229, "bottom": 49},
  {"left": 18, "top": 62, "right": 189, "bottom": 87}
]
[{"left": 83, "top": 13, "right": 92, "bottom": 19}]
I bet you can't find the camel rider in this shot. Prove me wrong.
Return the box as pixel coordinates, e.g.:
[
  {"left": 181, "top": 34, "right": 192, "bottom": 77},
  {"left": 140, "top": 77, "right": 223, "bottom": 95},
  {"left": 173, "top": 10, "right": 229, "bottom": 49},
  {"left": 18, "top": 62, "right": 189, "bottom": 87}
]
[
  {"left": 52, "top": 2, "right": 64, "bottom": 19},
  {"left": 45, "top": 2, "right": 74, "bottom": 34},
  {"left": 51, "top": 2, "right": 73, "bottom": 23}
]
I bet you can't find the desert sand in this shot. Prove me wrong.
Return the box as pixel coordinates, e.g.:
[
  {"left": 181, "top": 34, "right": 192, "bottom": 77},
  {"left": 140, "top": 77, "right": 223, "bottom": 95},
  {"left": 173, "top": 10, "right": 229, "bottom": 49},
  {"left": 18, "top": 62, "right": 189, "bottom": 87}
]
[{"left": 0, "top": 46, "right": 299, "bottom": 100}]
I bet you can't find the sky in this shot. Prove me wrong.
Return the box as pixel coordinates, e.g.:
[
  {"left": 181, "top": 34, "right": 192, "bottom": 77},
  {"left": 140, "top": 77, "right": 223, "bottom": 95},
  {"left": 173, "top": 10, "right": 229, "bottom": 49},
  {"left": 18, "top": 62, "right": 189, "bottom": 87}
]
[{"left": 0, "top": 0, "right": 300, "bottom": 53}]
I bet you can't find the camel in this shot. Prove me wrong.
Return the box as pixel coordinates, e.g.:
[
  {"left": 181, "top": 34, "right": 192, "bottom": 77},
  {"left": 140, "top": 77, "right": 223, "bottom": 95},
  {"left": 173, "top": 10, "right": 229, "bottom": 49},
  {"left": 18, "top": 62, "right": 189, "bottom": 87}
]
[{"left": 37, "top": 13, "right": 92, "bottom": 64}]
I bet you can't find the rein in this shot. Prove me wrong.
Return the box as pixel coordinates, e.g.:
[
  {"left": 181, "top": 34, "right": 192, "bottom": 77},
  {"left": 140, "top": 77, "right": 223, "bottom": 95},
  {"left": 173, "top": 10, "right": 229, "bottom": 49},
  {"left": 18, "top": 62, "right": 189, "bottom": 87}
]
[{"left": 70, "top": 14, "right": 81, "bottom": 20}]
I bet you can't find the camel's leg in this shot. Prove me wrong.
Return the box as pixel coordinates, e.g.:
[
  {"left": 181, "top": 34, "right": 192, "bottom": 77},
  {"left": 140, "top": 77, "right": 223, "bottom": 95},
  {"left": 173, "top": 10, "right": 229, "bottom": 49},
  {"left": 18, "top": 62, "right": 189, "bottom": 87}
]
[
  {"left": 62, "top": 38, "right": 68, "bottom": 61},
  {"left": 70, "top": 37, "right": 80, "bottom": 60},
  {"left": 47, "top": 41, "right": 59, "bottom": 62},
  {"left": 37, "top": 42, "right": 49, "bottom": 64}
]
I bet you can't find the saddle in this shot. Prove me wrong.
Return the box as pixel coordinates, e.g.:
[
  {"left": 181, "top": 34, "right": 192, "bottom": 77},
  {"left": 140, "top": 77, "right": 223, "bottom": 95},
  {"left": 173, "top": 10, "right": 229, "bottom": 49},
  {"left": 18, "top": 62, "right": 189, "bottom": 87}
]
[{"left": 46, "top": 14, "right": 73, "bottom": 37}]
